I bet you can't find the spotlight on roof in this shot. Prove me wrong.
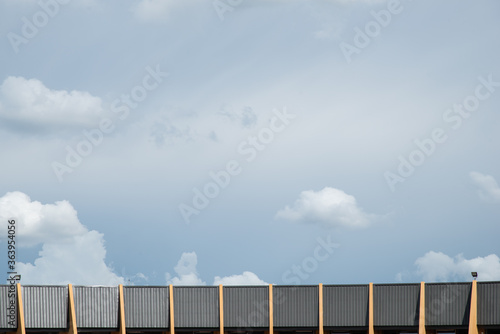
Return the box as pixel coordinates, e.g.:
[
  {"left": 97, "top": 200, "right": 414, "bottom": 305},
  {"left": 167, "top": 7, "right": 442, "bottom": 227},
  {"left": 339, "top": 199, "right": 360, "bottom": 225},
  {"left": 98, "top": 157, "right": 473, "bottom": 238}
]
[{"left": 471, "top": 272, "right": 478, "bottom": 280}]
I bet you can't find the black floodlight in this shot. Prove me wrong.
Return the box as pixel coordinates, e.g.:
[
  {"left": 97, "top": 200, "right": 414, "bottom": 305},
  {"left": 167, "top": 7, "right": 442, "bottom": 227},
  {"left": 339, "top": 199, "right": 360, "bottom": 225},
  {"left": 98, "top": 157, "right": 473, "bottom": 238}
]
[{"left": 471, "top": 272, "right": 478, "bottom": 279}]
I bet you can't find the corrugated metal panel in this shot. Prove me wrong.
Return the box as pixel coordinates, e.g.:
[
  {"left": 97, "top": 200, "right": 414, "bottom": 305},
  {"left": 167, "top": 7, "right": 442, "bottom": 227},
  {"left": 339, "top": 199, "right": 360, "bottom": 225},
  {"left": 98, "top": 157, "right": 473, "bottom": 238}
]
[
  {"left": 22, "top": 286, "right": 68, "bottom": 329},
  {"left": 273, "top": 286, "right": 318, "bottom": 328},
  {"left": 323, "top": 285, "right": 368, "bottom": 328},
  {"left": 0, "top": 285, "right": 17, "bottom": 329},
  {"left": 425, "top": 283, "right": 471, "bottom": 326},
  {"left": 374, "top": 284, "right": 419, "bottom": 327},
  {"left": 73, "top": 286, "right": 119, "bottom": 329},
  {"left": 477, "top": 281, "right": 500, "bottom": 326},
  {"left": 124, "top": 286, "right": 169, "bottom": 328},
  {"left": 174, "top": 286, "right": 219, "bottom": 328},
  {"left": 224, "top": 286, "right": 269, "bottom": 328}
]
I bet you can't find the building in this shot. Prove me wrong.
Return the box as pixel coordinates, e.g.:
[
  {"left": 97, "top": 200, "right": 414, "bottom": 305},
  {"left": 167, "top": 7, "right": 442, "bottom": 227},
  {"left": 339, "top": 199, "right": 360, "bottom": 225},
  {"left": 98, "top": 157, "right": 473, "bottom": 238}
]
[{"left": 1, "top": 282, "right": 499, "bottom": 334}]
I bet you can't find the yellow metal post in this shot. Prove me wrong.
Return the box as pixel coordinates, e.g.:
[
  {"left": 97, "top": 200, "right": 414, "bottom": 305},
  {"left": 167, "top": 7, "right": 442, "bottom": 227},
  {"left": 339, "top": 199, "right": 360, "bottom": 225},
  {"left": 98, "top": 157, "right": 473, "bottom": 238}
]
[
  {"left": 16, "top": 284, "right": 25, "bottom": 334},
  {"left": 269, "top": 284, "right": 274, "bottom": 334},
  {"left": 468, "top": 280, "right": 478, "bottom": 334},
  {"left": 419, "top": 282, "right": 425, "bottom": 334},
  {"left": 170, "top": 285, "right": 175, "bottom": 334},
  {"left": 319, "top": 284, "right": 324, "bottom": 334},
  {"left": 118, "top": 285, "right": 126, "bottom": 334},
  {"left": 219, "top": 285, "right": 224, "bottom": 334},
  {"left": 67, "top": 284, "right": 78, "bottom": 334},
  {"left": 368, "top": 283, "right": 374, "bottom": 334}
]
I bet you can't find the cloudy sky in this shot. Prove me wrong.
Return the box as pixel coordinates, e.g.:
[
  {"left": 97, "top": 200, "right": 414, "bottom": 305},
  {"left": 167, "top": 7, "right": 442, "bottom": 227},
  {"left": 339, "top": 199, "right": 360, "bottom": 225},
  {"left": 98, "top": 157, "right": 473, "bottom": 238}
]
[{"left": 0, "top": 0, "right": 499, "bottom": 286}]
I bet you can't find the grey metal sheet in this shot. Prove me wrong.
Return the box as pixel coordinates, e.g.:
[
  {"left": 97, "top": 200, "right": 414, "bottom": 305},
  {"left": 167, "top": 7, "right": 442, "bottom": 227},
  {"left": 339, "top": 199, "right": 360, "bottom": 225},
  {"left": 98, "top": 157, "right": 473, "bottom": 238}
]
[
  {"left": 224, "top": 286, "right": 269, "bottom": 328},
  {"left": 22, "top": 285, "right": 68, "bottom": 329},
  {"left": 273, "top": 285, "right": 318, "bottom": 328},
  {"left": 124, "top": 286, "right": 169, "bottom": 328},
  {"left": 73, "top": 286, "right": 119, "bottom": 329},
  {"left": 425, "top": 283, "right": 471, "bottom": 326},
  {"left": 0, "top": 285, "right": 17, "bottom": 329},
  {"left": 477, "top": 281, "right": 500, "bottom": 326},
  {"left": 174, "top": 286, "right": 219, "bottom": 328},
  {"left": 323, "top": 285, "right": 368, "bottom": 328},
  {"left": 374, "top": 284, "right": 419, "bottom": 327}
]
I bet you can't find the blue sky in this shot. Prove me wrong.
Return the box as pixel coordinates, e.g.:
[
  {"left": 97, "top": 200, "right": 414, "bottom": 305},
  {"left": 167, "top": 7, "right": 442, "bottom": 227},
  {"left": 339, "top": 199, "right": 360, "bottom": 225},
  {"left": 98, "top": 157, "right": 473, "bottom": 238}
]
[{"left": 0, "top": 0, "right": 499, "bottom": 286}]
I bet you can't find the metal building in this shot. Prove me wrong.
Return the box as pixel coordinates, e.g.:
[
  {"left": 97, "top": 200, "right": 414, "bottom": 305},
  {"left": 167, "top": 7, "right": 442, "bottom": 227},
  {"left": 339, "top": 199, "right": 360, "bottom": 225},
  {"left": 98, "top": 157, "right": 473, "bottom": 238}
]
[{"left": 0, "top": 281, "right": 499, "bottom": 334}]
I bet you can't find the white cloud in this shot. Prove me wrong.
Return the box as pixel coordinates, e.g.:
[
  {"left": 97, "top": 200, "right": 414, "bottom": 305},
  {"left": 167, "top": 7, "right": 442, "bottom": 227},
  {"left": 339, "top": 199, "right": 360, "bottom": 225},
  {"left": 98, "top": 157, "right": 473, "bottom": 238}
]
[
  {"left": 470, "top": 171, "right": 500, "bottom": 203},
  {"left": 0, "top": 191, "right": 123, "bottom": 285},
  {"left": 17, "top": 231, "right": 123, "bottom": 285},
  {"left": 166, "top": 252, "right": 206, "bottom": 285},
  {"left": 123, "top": 272, "right": 149, "bottom": 285},
  {"left": 0, "top": 76, "right": 106, "bottom": 133},
  {"left": 166, "top": 252, "right": 266, "bottom": 286},
  {"left": 0, "top": 191, "right": 86, "bottom": 247},
  {"left": 132, "top": 0, "right": 179, "bottom": 22},
  {"left": 275, "top": 187, "right": 375, "bottom": 228},
  {"left": 213, "top": 271, "right": 268, "bottom": 285},
  {"left": 415, "top": 251, "right": 500, "bottom": 282}
]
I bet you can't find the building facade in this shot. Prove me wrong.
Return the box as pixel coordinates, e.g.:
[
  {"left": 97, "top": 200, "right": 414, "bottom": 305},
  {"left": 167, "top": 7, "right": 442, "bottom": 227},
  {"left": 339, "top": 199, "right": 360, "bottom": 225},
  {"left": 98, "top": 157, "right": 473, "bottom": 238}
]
[{"left": 0, "top": 282, "right": 499, "bottom": 334}]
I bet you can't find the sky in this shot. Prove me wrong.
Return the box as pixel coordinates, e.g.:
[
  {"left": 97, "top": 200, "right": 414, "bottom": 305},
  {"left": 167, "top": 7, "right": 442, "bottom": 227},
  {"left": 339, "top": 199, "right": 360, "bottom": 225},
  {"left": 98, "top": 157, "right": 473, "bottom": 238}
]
[{"left": 0, "top": 0, "right": 499, "bottom": 286}]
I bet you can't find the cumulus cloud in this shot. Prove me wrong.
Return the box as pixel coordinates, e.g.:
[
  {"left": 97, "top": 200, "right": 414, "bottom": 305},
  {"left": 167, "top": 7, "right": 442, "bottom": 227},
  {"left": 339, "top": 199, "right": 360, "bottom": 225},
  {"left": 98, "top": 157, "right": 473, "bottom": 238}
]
[
  {"left": 470, "top": 171, "right": 500, "bottom": 203},
  {"left": 0, "top": 76, "right": 106, "bottom": 133},
  {"left": 0, "top": 192, "right": 87, "bottom": 247},
  {"left": 0, "top": 191, "right": 123, "bottom": 285},
  {"left": 275, "top": 187, "right": 375, "bottom": 228},
  {"left": 415, "top": 251, "right": 500, "bottom": 282},
  {"left": 166, "top": 252, "right": 206, "bottom": 285},
  {"left": 166, "top": 252, "right": 266, "bottom": 286},
  {"left": 17, "top": 231, "right": 123, "bottom": 285},
  {"left": 213, "top": 271, "right": 268, "bottom": 285}
]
